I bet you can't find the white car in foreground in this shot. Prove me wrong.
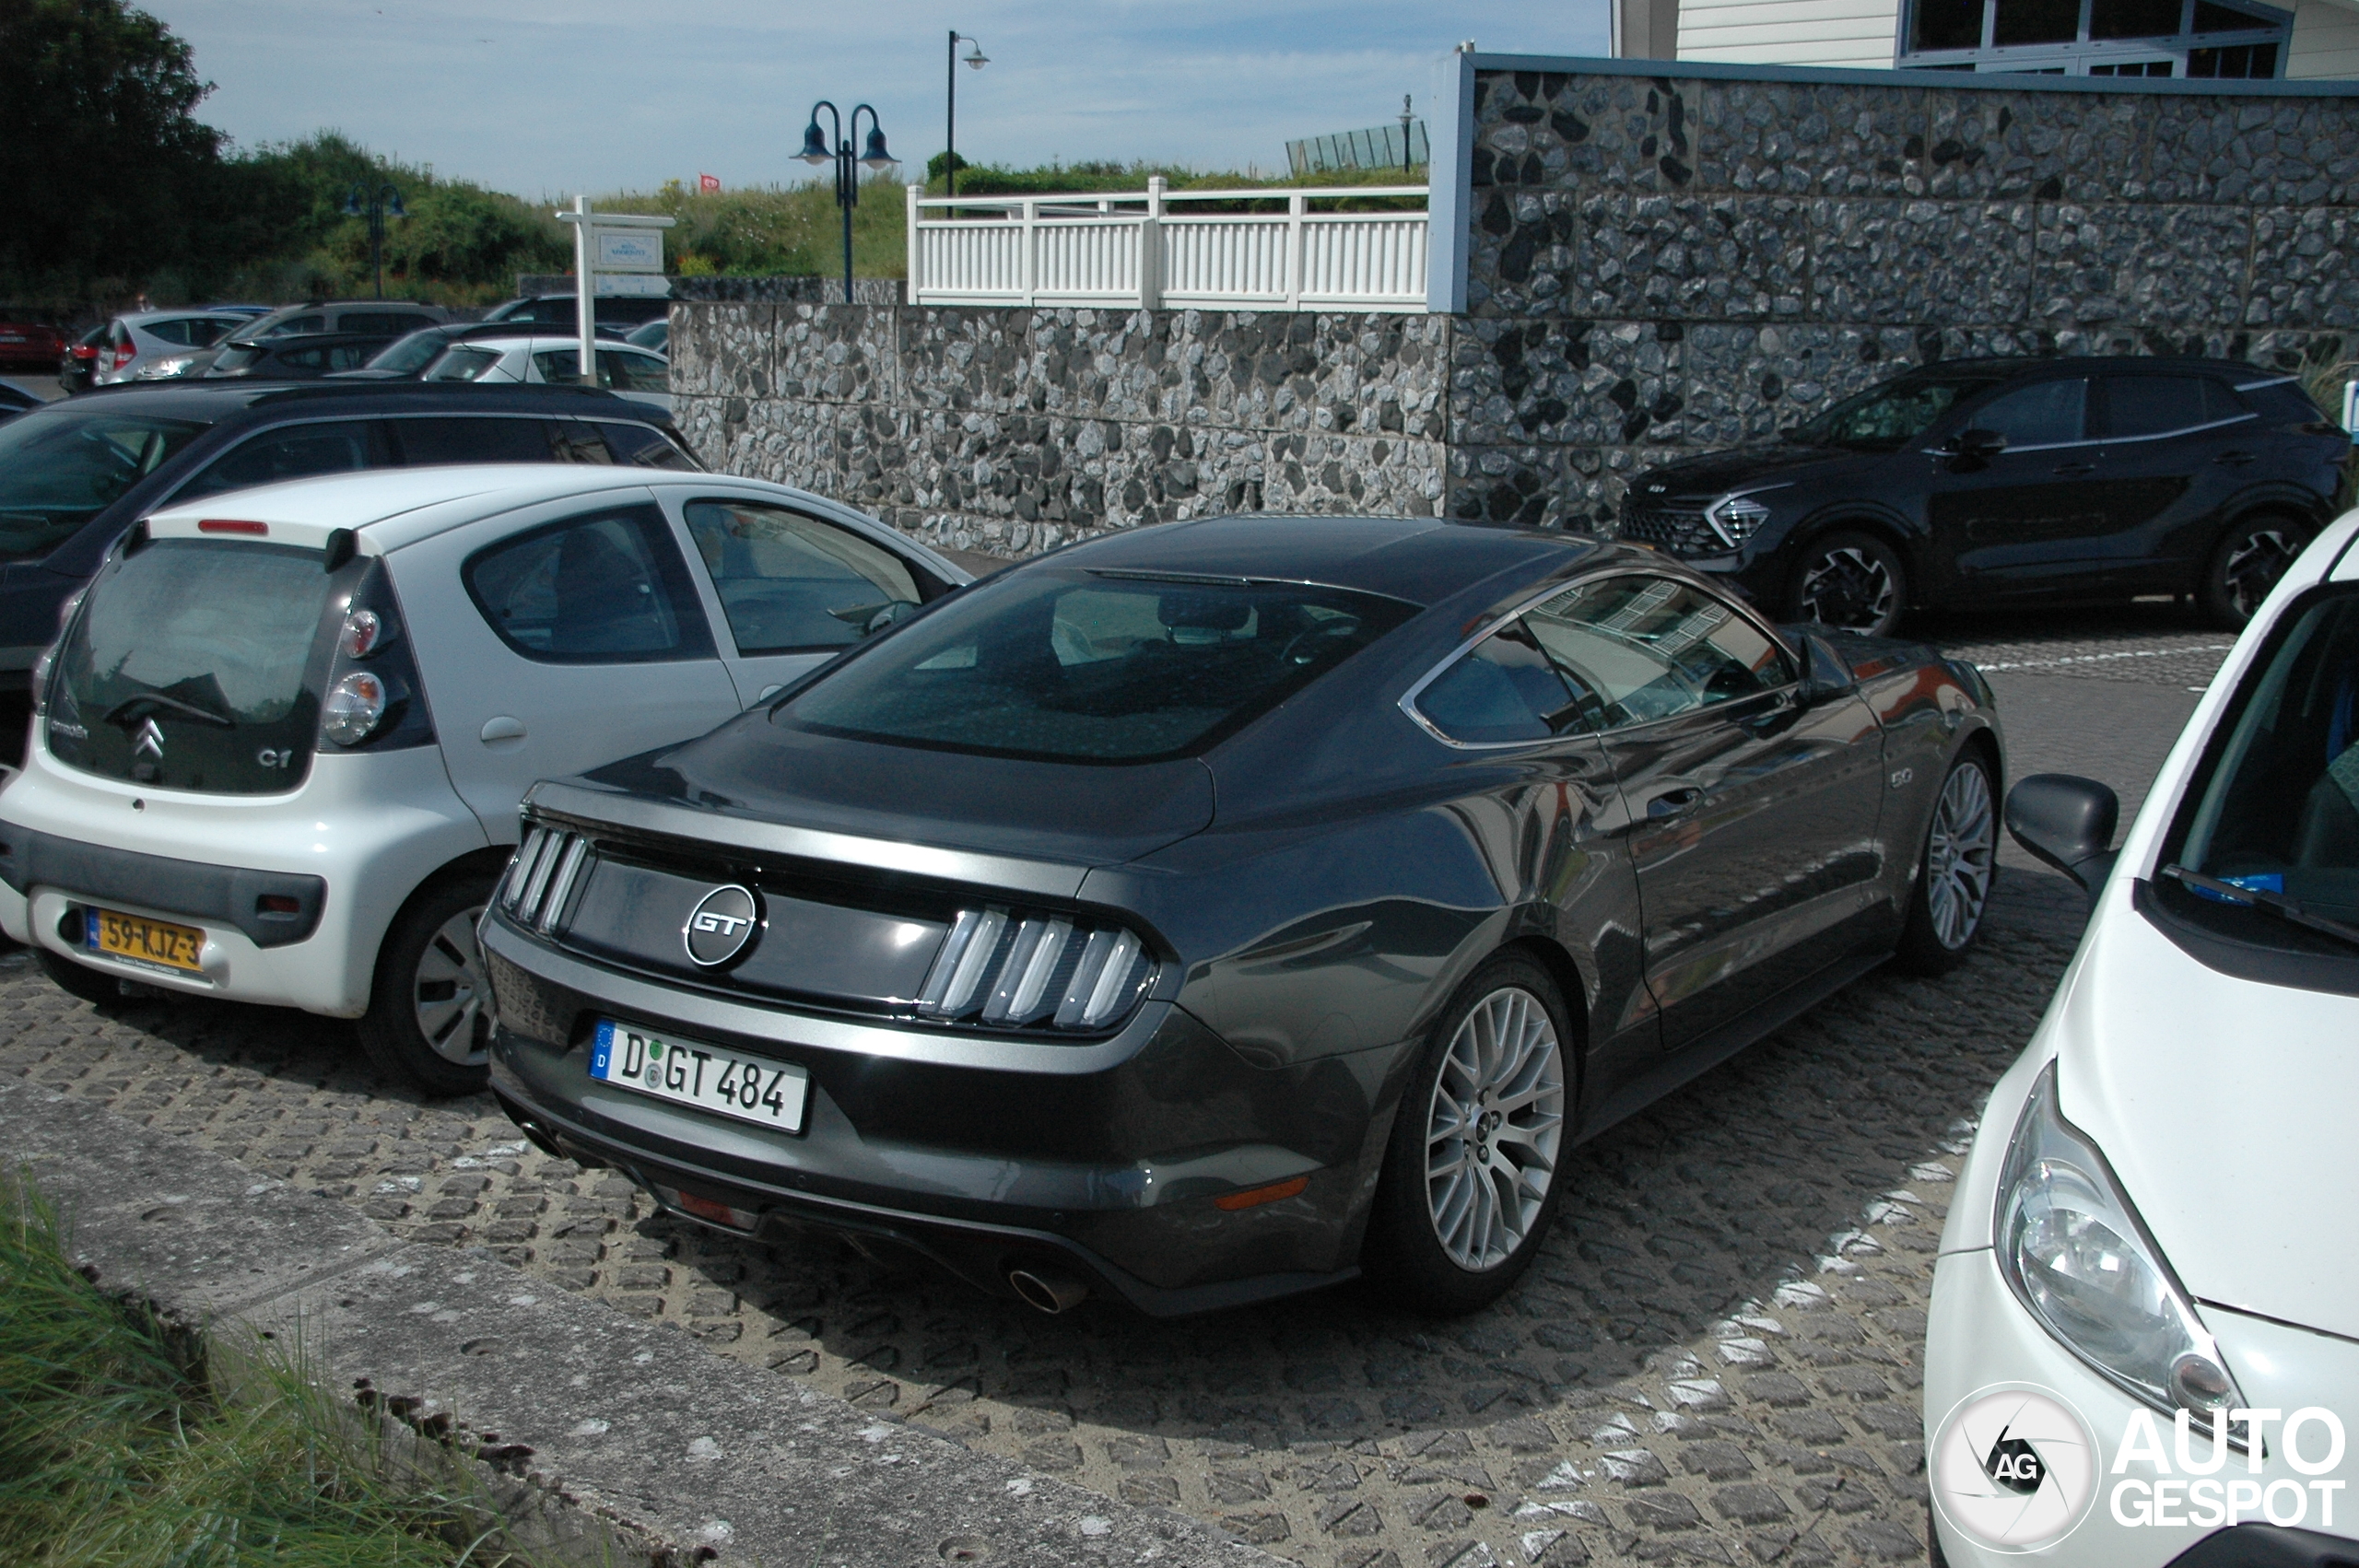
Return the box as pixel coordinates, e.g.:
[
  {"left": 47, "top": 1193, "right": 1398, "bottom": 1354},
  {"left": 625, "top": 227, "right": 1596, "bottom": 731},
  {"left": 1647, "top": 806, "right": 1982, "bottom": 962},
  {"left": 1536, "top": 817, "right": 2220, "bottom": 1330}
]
[
  {"left": 0, "top": 464, "right": 965, "bottom": 1093},
  {"left": 421, "top": 334, "right": 671, "bottom": 413},
  {"left": 1925, "top": 508, "right": 2359, "bottom": 1568}
]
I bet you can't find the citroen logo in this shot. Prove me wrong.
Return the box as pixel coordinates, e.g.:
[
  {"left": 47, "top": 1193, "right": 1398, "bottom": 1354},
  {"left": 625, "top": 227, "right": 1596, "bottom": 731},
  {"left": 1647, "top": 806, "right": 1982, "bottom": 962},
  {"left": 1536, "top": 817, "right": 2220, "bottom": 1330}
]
[
  {"left": 132, "top": 719, "right": 165, "bottom": 760},
  {"left": 682, "top": 884, "right": 758, "bottom": 967}
]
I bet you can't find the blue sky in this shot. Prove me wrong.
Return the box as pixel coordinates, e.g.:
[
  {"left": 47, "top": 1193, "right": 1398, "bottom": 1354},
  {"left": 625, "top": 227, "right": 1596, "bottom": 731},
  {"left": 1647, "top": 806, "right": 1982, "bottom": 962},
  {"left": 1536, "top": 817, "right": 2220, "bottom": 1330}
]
[{"left": 146, "top": 0, "right": 1610, "bottom": 198}]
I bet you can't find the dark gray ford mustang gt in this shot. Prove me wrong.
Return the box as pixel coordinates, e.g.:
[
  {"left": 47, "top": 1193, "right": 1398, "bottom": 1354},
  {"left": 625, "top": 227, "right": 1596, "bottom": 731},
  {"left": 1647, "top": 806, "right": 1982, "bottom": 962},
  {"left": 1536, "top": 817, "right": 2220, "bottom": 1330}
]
[{"left": 482, "top": 515, "right": 2002, "bottom": 1316}]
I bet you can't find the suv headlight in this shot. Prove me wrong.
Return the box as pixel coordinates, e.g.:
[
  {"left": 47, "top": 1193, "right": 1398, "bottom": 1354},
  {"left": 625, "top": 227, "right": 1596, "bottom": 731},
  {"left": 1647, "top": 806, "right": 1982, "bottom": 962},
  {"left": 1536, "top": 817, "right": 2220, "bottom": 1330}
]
[
  {"left": 1703, "top": 485, "right": 1789, "bottom": 547},
  {"left": 1996, "top": 1062, "right": 2247, "bottom": 1419}
]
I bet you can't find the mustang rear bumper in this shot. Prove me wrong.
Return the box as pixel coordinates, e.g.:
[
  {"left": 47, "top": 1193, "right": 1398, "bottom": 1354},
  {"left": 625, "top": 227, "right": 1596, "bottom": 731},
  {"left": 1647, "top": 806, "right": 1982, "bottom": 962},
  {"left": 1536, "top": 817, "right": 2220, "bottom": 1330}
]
[{"left": 481, "top": 920, "right": 1403, "bottom": 1315}]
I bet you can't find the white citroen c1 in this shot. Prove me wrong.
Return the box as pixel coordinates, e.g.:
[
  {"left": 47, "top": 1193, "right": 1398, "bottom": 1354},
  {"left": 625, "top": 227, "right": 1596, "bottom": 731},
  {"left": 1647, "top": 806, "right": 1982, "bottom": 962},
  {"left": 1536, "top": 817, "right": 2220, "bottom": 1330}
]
[
  {"left": 0, "top": 463, "right": 967, "bottom": 1094},
  {"left": 1925, "top": 508, "right": 2359, "bottom": 1568}
]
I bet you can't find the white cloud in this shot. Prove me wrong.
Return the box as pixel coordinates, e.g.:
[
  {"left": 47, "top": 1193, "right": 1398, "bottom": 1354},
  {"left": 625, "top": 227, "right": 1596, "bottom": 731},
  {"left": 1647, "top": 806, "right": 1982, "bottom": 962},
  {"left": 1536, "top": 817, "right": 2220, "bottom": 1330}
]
[{"left": 148, "top": 0, "right": 1609, "bottom": 195}]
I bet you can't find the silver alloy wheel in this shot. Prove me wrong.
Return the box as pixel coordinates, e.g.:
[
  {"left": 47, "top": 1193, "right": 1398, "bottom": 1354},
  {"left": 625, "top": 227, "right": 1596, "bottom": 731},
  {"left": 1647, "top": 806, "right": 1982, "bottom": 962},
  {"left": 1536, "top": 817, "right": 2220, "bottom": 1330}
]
[
  {"left": 415, "top": 905, "right": 494, "bottom": 1065},
  {"left": 1924, "top": 763, "right": 1997, "bottom": 951},
  {"left": 1799, "top": 545, "right": 1897, "bottom": 635},
  {"left": 1424, "top": 985, "right": 1567, "bottom": 1272},
  {"left": 2222, "top": 527, "right": 2299, "bottom": 621}
]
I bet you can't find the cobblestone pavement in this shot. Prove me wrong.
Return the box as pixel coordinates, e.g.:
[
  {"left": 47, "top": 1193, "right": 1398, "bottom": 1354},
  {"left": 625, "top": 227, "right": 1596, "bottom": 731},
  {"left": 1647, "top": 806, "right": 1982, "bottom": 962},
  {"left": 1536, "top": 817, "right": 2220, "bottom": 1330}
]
[
  {"left": 1918, "top": 600, "right": 2236, "bottom": 691},
  {"left": 0, "top": 610, "right": 2210, "bottom": 1568}
]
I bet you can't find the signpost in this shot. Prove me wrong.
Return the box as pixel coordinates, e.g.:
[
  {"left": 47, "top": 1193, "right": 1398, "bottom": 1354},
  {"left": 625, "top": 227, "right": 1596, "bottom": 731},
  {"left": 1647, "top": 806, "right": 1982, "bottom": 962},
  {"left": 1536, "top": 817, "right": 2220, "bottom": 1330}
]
[{"left": 554, "top": 197, "right": 675, "bottom": 386}]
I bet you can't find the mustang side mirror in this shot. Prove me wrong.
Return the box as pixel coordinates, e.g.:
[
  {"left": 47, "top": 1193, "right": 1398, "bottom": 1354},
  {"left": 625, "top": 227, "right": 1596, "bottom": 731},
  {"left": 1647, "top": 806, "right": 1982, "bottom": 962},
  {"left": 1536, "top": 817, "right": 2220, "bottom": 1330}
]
[
  {"left": 1794, "top": 630, "right": 1852, "bottom": 705},
  {"left": 2006, "top": 773, "right": 2119, "bottom": 903}
]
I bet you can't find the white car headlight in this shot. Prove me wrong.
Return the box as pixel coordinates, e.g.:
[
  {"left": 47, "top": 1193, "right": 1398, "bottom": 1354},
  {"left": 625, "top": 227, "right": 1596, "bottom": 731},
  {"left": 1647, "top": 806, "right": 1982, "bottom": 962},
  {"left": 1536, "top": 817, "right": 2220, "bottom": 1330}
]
[
  {"left": 1996, "top": 1062, "right": 2247, "bottom": 1419},
  {"left": 1703, "top": 485, "right": 1789, "bottom": 547}
]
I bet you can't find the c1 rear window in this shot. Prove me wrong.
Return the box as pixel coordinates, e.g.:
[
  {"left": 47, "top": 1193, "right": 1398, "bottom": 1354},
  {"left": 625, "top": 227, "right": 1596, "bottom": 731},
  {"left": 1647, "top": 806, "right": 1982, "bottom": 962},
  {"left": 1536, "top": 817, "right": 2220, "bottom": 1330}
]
[
  {"left": 48, "top": 538, "right": 334, "bottom": 793},
  {"left": 780, "top": 569, "right": 1417, "bottom": 764}
]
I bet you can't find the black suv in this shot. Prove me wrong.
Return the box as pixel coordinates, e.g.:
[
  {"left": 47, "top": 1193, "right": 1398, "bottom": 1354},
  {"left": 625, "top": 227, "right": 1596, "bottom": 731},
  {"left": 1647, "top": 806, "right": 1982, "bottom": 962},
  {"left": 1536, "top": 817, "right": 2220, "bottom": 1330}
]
[
  {"left": 0, "top": 379, "right": 698, "bottom": 731},
  {"left": 1619, "top": 357, "right": 2353, "bottom": 636}
]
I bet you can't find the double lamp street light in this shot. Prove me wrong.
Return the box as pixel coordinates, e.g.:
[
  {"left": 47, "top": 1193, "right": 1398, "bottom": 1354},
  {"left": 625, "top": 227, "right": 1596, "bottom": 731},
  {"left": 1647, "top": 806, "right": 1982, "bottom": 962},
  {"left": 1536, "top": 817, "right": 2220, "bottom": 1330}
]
[
  {"left": 342, "top": 182, "right": 405, "bottom": 300},
  {"left": 799, "top": 102, "right": 896, "bottom": 306}
]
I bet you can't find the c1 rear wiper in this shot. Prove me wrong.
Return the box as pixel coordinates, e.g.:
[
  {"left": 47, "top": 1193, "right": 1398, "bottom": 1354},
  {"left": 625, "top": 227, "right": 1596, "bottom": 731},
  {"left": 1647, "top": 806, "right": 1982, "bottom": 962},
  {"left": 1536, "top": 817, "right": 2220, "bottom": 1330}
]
[{"left": 2158, "top": 863, "right": 2359, "bottom": 953}]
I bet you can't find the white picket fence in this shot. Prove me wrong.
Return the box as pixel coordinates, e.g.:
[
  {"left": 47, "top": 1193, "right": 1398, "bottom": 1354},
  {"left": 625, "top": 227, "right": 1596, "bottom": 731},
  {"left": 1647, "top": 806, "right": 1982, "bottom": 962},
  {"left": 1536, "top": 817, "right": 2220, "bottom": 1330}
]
[{"left": 906, "top": 178, "right": 1429, "bottom": 313}]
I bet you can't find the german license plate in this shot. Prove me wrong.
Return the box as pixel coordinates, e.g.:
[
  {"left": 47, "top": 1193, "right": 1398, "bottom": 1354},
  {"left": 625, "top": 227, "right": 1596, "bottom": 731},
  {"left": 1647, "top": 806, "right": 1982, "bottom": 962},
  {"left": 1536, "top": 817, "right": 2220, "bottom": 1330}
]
[
  {"left": 588, "top": 1019, "right": 809, "bottom": 1134},
  {"left": 85, "top": 907, "right": 205, "bottom": 974}
]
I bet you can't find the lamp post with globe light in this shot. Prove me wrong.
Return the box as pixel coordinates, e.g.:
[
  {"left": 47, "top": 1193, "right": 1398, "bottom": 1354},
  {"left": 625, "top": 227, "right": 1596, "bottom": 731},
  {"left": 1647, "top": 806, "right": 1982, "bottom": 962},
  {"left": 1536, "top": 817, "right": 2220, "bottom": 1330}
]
[
  {"left": 343, "top": 183, "right": 405, "bottom": 299},
  {"left": 946, "top": 32, "right": 987, "bottom": 197},
  {"left": 798, "top": 102, "right": 897, "bottom": 305}
]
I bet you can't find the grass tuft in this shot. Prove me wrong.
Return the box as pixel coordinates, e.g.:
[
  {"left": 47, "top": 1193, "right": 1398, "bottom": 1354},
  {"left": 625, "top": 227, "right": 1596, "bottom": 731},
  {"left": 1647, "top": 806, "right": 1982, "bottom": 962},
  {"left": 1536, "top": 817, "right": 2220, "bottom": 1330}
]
[{"left": 0, "top": 1170, "right": 523, "bottom": 1567}]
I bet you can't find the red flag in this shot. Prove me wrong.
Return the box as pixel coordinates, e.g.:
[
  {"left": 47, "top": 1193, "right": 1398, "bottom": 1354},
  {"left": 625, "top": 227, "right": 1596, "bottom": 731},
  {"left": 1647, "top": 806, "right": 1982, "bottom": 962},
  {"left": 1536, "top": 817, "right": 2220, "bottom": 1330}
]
[{"left": 698, "top": 172, "right": 721, "bottom": 193}]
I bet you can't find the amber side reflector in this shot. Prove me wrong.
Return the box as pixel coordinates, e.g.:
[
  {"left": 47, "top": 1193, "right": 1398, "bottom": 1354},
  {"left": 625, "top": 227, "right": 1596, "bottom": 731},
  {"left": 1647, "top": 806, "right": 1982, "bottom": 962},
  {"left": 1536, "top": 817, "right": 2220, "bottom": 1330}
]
[
  {"left": 198, "top": 519, "right": 269, "bottom": 535},
  {"left": 1214, "top": 1175, "right": 1309, "bottom": 1211}
]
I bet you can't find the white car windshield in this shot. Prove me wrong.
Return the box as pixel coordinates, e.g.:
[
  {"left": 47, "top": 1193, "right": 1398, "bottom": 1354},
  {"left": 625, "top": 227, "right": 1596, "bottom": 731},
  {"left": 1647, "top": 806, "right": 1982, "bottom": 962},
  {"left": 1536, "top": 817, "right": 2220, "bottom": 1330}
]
[{"left": 2163, "top": 589, "right": 2359, "bottom": 951}]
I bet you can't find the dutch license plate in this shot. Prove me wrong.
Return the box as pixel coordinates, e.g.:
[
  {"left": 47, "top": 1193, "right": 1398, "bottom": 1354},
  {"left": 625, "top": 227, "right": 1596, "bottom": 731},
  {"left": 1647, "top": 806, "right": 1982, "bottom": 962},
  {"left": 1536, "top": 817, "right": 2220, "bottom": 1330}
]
[
  {"left": 85, "top": 907, "right": 205, "bottom": 974},
  {"left": 588, "top": 1019, "right": 809, "bottom": 1134}
]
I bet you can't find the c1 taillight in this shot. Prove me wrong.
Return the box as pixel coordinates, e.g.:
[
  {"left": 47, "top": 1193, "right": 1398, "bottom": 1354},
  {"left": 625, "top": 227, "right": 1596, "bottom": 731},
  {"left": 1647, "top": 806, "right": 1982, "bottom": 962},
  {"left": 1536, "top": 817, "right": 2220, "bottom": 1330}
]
[{"left": 111, "top": 344, "right": 135, "bottom": 368}]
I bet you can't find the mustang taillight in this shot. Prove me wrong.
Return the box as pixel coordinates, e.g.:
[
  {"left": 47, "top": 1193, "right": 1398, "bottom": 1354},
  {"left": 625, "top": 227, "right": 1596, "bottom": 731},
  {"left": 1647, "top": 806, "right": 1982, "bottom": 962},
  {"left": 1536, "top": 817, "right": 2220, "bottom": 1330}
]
[
  {"left": 502, "top": 825, "right": 593, "bottom": 935},
  {"left": 916, "top": 907, "right": 1152, "bottom": 1032}
]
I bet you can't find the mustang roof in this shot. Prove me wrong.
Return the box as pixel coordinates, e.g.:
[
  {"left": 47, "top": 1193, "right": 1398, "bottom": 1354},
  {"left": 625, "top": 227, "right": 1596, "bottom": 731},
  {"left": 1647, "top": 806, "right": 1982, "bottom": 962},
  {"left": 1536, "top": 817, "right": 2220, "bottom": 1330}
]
[{"left": 1049, "top": 514, "right": 1607, "bottom": 606}]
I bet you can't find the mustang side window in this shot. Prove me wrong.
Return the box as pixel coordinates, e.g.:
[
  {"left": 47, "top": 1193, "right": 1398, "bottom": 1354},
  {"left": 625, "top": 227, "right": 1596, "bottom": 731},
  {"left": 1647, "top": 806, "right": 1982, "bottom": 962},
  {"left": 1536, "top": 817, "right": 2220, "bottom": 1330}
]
[
  {"left": 1524, "top": 576, "right": 1795, "bottom": 729},
  {"left": 1414, "top": 620, "right": 1599, "bottom": 743}
]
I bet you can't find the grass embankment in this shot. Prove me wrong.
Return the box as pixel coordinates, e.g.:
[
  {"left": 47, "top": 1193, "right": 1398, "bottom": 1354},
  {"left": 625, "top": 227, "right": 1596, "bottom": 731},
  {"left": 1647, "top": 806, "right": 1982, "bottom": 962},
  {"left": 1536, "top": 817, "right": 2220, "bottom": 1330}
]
[{"left": 0, "top": 1174, "right": 521, "bottom": 1567}]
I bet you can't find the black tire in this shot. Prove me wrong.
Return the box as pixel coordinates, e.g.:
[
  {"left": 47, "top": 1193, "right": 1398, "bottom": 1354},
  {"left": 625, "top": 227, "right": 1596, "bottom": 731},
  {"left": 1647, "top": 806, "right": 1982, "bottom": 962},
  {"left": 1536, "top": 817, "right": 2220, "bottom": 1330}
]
[
  {"left": 36, "top": 945, "right": 128, "bottom": 1009},
  {"left": 358, "top": 874, "right": 498, "bottom": 1096},
  {"left": 1363, "top": 954, "right": 1573, "bottom": 1316},
  {"left": 1894, "top": 750, "right": 1999, "bottom": 977},
  {"left": 2200, "top": 515, "right": 2312, "bottom": 629},
  {"left": 1788, "top": 530, "right": 1908, "bottom": 639}
]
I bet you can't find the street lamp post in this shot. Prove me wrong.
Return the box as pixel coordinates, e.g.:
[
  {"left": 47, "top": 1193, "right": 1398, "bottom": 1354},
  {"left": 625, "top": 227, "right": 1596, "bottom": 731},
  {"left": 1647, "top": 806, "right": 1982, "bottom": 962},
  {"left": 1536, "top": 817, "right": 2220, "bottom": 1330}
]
[
  {"left": 799, "top": 101, "right": 897, "bottom": 306},
  {"left": 341, "top": 182, "right": 406, "bottom": 299},
  {"left": 946, "top": 31, "right": 987, "bottom": 197}
]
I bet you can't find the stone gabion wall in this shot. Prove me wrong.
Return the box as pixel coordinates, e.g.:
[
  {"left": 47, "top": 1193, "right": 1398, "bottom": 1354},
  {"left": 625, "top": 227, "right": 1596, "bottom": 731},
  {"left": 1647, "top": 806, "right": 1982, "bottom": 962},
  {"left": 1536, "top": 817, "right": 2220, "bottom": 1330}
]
[
  {"left": 1452, "top": 67, "right": 2359, "bottom": 532},
  {"left": 669, "top": 305, "right": 1451, "bottom": 556}
]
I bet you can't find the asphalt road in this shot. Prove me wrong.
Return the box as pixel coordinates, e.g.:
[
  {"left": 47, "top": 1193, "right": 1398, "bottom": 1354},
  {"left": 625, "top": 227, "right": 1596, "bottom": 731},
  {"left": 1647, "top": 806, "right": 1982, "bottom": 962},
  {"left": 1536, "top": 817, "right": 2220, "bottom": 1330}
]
[{"left": 0, "top": 606, "right": 2225, "bottom": 1568}]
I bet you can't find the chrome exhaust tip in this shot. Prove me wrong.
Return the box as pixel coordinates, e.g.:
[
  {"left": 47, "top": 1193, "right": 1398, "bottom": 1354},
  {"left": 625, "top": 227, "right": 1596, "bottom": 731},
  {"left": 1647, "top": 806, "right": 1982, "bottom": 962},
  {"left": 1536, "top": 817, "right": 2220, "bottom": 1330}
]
[{"left": 1006, "top": 1267, "right": 1088, "bottom": 1315}]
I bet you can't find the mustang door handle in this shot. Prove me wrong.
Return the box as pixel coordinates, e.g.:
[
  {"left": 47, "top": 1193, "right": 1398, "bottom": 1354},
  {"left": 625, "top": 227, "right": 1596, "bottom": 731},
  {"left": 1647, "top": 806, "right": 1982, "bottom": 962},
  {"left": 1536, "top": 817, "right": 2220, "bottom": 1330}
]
[
  {"left": 480, "top": 716, "right": 527, "bottom": 743},
  {"left": 2051, "top": 462, "right": 2096, "bottom": 476},
  {"left": 1646, "top": 787, "right": 1704, "bottom": 819},
  {"left": 2215, "top": 450, "right": 2256, "bottom": 466}
]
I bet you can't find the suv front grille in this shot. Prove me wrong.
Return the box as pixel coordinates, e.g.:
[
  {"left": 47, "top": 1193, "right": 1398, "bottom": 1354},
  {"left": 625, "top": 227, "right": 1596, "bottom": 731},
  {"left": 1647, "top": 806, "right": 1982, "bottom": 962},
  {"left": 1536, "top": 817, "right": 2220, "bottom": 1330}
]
[{"left": 1618, "top": 500, "right": 1719, "bottom": 557}]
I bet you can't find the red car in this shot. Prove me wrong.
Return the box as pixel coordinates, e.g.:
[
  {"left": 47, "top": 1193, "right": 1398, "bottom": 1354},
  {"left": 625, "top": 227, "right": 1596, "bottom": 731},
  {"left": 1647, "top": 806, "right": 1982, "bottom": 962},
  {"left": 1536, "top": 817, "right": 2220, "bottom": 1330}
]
[{"left": 0, "top": 306, "right": 66, "bottom": 371}]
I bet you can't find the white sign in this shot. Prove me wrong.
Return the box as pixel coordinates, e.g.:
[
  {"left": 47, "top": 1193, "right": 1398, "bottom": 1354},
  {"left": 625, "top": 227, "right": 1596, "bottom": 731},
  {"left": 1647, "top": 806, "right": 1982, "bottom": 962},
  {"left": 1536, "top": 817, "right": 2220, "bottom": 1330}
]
[
  {"left": 596, "top": 228, "right": 664, "bottom": 274},
  {"left": 593, "top": 273, "right": 672, "bottom": 298}
]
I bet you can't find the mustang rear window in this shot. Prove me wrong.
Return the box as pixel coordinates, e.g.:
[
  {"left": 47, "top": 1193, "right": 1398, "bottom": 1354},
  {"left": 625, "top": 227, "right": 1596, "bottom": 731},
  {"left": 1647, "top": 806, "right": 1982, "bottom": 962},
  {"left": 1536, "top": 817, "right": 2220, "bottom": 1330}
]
[
  {"left": 780, "top": 569, "right": 1417, "bottom": 764},
  {"left": 48, "top": 538, "right": 333, "bottom": 794}
]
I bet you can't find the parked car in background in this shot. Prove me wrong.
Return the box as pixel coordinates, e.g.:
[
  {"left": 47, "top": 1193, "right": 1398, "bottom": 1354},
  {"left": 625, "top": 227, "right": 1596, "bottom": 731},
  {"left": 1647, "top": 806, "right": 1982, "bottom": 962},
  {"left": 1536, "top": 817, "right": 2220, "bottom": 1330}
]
[
  {"left": 58, "top": 326, "right": 104, "bottom": 394},
  {"left": 485, "top": 293, "right": 669, "bottom": 334},
  {"left": 0, "top": 380, "right": 698, "bottom": 752},
  {"left": 0, "top": 464, "right": 968, "bottom": 1091},
  {"left": 482, "top": 514, "right": 2004, "bottom": 1316},
  {"left": 1620, "top": 357, "right": 2353, "bottom": 637},
  {"left": 147, "top": 300, "right": 451, "bottom": 381},
  {"left": 334, "top": 321, "right": 632, "bottom": 383},
  {"left": 0, "top": 307, "right": 68, "bottom": 372},
  {"left": 88, "top": 310, "right": 249, "bottom": 387},
  {"left": 189, "top": 332, "right": 408, "bottom": 381},
  {"left": 626, "top": 318, "right": 668, "bottom": 354},
  {"left": 1924, "top": 507, "right": 2359, "bottom": 1568},
  {"left": 423, "top": 335, "right": 670, "bottom": 413}
]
